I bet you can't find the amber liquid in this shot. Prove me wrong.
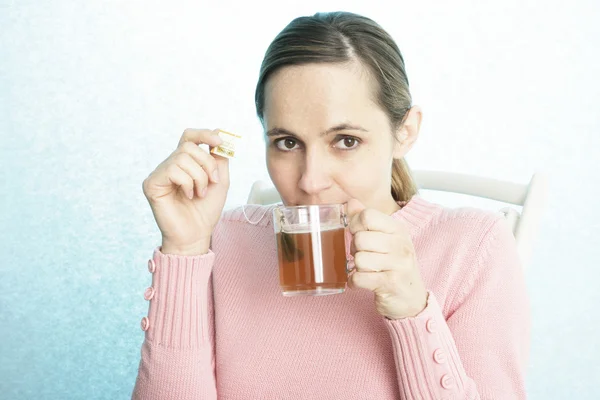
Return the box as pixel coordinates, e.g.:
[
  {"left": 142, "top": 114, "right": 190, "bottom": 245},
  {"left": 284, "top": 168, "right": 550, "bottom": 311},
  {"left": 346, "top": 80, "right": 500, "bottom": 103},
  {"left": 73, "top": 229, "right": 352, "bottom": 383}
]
[{"left": 276, "top": 227, "right": 347, "bottom": 296}]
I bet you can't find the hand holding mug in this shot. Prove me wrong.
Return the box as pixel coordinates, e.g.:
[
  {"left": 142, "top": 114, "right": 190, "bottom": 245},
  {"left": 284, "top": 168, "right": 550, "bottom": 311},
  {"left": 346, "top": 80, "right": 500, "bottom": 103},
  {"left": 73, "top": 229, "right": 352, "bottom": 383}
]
[{"left": 346, "top": 199, "right": 428, "bottom": 320}]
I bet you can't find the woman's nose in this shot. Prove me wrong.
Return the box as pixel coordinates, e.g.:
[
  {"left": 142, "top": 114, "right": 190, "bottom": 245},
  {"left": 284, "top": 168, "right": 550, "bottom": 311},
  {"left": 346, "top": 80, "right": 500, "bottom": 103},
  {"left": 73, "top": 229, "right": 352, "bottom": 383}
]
[{"left": 297, "top": 152, "right": 332, "bottom": 195}]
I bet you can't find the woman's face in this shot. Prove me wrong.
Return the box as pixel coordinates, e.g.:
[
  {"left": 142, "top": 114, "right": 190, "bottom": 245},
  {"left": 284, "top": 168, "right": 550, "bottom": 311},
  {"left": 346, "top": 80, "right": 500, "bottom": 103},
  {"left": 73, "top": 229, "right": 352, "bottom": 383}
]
[{"left": 263, "top": 62, "right": 419, "bottom": 213}]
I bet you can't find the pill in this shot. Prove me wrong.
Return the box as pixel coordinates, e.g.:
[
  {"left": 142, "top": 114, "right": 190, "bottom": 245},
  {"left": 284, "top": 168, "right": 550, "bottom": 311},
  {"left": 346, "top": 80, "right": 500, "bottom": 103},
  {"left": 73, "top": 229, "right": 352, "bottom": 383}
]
[{"left": 210, "top": 129, "right": 241, "bottom": 159}]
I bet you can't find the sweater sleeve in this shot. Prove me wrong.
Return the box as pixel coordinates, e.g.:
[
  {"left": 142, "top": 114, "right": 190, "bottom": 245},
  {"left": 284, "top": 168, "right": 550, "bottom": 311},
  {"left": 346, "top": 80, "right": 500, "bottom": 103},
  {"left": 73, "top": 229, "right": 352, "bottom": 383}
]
[
  {"left": 131, "top": 247, "right": 218, "bottom": 400},
  {"left": 383, "top": 218, "right": 530, "bottom": 399}
]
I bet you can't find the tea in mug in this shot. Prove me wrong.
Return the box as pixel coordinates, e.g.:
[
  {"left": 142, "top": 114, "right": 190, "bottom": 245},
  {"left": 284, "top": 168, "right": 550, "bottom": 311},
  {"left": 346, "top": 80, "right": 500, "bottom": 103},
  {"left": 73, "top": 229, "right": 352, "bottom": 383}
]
[{"left": 276, "top": 225, "right": 347, "bottom": 296}]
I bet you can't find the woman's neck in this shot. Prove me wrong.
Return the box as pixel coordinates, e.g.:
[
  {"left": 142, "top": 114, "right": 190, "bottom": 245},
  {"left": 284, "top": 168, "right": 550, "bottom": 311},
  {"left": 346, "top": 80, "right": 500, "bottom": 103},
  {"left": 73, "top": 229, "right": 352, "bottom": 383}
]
[{"left": 379, "top": 196, "right": 403, "bottom": 216}]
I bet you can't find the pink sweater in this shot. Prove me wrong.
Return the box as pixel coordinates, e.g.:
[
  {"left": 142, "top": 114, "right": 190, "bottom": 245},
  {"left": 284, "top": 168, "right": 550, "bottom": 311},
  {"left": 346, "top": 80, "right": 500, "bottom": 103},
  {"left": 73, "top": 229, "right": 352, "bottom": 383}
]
[{"left": 132, "top": 195, "right": 529, "bottom": 400}]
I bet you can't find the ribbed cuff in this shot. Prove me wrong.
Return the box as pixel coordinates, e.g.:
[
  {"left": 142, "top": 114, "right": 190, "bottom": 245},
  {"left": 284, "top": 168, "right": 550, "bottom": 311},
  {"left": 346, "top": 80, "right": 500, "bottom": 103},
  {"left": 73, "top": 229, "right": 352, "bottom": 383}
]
[
  {"left": 146, "top": 247, "right": 215, "bottom": 349},
  {"left": 384, "top": 292, "right": 470, "bottom": 400}
]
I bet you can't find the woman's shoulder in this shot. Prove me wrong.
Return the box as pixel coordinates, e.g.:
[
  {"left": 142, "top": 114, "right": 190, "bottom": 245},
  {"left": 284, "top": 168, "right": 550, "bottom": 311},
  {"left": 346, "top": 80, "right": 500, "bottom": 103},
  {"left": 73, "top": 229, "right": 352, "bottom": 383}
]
[
  {"left": 413, "top": 196, "right": 508, "bottom": 235},
  {"left": 411, "top": 196, "right": 515, "bottom": 256},
  {"left": 413, "top": 197, "right": 521, "bottom": 311}
]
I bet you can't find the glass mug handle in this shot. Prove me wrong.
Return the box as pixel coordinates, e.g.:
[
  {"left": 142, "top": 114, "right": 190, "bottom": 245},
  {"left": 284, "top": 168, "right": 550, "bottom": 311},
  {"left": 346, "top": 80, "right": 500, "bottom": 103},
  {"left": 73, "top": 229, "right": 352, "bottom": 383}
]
[{"left": 341, "top": 211, "right": 355, "bottom": 273}]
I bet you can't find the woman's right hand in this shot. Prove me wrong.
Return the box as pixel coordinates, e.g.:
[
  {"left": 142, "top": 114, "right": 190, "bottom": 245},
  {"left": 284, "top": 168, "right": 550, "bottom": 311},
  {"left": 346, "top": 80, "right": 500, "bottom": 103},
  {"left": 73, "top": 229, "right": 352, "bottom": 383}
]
[{"left": 142, "top": 128, "right": 230, "bottom": 255}]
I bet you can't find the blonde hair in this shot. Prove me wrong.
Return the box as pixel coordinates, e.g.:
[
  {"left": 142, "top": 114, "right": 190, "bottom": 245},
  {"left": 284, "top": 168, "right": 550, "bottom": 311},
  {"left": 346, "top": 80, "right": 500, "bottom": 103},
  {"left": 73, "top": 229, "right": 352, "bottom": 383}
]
[{"left": 255, "top": 11, "right": 419, "bottom": 202}]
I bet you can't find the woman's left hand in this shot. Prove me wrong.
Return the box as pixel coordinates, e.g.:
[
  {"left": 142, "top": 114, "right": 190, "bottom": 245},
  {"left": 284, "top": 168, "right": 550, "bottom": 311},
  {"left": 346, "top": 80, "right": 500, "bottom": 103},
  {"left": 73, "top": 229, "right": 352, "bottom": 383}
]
[{"left": 346, "top": 199, "right": 429, "bottom": 320}]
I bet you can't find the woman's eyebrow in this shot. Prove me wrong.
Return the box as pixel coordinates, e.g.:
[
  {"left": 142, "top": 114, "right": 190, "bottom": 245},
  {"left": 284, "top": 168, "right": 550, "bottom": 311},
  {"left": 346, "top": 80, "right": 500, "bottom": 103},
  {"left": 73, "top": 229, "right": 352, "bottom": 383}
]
[
  {"left": 266, "top": 123, "right": 368, "bottom": 137},
  {"left": 266, "top": 127, "right": 297, "bottom": 137}
]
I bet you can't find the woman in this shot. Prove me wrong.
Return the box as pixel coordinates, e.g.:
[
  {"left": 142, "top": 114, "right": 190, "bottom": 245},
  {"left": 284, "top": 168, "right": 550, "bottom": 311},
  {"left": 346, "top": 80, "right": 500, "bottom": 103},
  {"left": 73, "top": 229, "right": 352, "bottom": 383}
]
[{"left": 133, "top": 11, "right": 529, "bottom": 400}]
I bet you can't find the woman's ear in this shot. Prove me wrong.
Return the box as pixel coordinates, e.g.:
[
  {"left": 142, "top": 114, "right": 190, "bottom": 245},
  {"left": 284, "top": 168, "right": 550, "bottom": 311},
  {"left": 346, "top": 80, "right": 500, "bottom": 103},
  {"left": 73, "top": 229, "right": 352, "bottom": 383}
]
[{"left": 393, "top": 105, "right": 422, "bottom": 159}]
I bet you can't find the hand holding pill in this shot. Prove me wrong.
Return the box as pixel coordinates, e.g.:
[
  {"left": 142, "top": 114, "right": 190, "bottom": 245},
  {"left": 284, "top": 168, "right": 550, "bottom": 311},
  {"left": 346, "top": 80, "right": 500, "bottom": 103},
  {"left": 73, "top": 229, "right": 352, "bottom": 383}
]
[{"left": 142, "top": 128, "right": 237, "bottom": 255}]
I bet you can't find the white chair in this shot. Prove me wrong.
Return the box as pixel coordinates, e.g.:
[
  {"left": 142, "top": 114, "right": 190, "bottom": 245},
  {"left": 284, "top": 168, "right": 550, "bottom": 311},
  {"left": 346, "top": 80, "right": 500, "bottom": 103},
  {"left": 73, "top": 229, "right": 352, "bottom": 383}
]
[{"left": 247, "top": 171, "right": 547, "bottom": 269}]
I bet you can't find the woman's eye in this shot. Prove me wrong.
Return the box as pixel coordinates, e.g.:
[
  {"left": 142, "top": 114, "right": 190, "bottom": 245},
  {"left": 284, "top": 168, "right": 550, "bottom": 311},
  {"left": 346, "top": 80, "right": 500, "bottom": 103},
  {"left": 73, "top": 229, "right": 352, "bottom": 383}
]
[
  {"left": 334, "top": 136, "right": 359, "bottom": 150},
  {"left": 275, "top": 138, "right": 299, "bottom": 151}
]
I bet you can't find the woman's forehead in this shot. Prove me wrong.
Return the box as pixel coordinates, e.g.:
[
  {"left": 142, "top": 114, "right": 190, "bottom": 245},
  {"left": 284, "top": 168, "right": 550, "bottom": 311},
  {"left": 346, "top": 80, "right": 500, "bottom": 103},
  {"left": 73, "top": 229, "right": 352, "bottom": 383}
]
[
  {"left": 263, "top": 63, "right": 381, "bottom": 127},
  {"left": 265, "top": 62, "right": 373, "bottom": 99}
]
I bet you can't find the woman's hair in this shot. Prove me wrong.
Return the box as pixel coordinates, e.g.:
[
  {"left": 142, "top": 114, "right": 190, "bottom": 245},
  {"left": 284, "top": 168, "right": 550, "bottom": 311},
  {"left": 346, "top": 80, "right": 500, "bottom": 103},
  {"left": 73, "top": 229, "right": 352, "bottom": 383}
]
[{"left": 254, "top": 11, "right": 419, "bottom": 202}]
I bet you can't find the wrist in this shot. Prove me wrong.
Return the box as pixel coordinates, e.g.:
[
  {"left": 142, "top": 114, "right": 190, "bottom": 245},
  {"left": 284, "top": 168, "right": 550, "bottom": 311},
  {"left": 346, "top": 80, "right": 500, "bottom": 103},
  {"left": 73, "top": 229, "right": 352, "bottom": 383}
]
[
  {"left": 406, "top": 290, "right": 429, "bottom": 318},
  {"left": 384, "top": 290, "right": 429, "bottom": 320},
  {"left": 161, "top": 238, "right": 211, "bottom": 256}
]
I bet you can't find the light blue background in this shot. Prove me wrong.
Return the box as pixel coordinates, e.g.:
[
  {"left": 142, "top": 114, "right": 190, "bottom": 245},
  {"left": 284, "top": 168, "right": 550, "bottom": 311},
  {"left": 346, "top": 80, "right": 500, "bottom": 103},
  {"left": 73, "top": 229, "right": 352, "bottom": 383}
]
[{"left": 1, "top": 1, "right": 599, "bottom": 399}]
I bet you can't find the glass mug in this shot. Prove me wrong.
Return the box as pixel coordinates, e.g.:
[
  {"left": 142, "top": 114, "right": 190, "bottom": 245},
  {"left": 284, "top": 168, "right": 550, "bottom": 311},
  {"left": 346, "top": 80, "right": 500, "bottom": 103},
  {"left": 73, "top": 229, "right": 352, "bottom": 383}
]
[{"left": 273, "top": 204, "right": 349, "bottom": 296}]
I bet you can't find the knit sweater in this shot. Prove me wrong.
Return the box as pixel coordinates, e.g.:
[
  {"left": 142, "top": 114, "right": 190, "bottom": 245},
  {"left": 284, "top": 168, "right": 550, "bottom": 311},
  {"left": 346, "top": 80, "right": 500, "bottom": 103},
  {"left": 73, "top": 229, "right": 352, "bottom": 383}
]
[{"left": 132, "top": 195, "right": 529, "bottom": 400}]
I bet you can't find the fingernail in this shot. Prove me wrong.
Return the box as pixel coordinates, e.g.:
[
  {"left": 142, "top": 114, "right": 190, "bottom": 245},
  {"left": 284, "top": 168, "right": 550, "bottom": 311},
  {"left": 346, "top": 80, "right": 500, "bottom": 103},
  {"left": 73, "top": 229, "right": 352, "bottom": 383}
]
[
  {"left": 201, "top": 187, "right": 208, "bottom": 197},
  {"left": 212, "top": 170, "right": 220, "bottom": 183}
]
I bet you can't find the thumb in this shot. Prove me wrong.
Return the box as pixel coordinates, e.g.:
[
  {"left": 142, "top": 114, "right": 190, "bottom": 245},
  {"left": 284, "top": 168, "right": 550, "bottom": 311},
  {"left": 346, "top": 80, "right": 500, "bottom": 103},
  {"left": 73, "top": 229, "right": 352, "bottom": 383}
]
[{"left": 345, "top": 198, "right": 366, "bottom": 219}]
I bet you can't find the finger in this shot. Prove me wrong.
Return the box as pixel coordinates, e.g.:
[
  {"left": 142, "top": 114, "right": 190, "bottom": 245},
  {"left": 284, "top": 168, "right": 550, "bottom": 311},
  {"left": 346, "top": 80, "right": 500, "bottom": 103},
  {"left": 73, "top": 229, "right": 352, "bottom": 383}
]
[
  {"left": 349, "top": 270, "right": 386, "bottom": 292},
  {"left": 349, "top": 208, "right": 398, "bottom": 235},
  {"left": 165, "top": 163, "right": 195, "bottom": 200},
  {"left": 352, "top": 231, "right": 393, "bottom": 255},
  {"left": 173, "top": 152, "right": 209, "bottom": 198},
  {"left": 179, "top": 141, "right": 220, "bottom": 184},
  {"left": 205, "top": 128, "right": 230, "bottom": 195},
  {"left": 208, "top": 150, "right": 230, "bottom": 197},
  {"left": 178, "top": 128, "right": 223, "bottom": 148},
  {"left": 354, "top": 251, "right": 396, "bottom": 272}
]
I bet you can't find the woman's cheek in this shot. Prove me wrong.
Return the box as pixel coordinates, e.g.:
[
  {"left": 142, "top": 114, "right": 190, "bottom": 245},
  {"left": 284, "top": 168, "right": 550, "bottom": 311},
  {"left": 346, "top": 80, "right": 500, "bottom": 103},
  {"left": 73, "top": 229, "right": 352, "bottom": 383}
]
[
  {"left": 332, "top": 160, "right": 364, "bottom": 195},
  {"left": 334, "top": 153, "right": 387, "bottom": 200},
  {"left": 268, "top": 156, "right": 298, "bottom": 199}
]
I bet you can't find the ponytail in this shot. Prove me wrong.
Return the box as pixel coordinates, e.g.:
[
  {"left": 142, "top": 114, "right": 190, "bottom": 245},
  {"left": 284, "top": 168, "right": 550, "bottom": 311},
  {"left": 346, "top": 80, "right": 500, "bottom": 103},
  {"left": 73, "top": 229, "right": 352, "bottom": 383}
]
[{"left": 391, "top": 158, "right": 418, "bottom": 202}]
